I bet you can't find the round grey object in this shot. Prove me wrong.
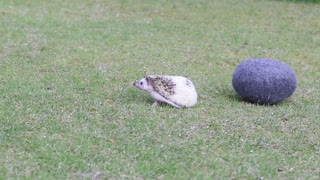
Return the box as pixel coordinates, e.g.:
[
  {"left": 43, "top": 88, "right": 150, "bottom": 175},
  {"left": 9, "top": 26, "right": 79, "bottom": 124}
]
[{"left": 232, "top": 58, "right": 297, "bottom": 105}]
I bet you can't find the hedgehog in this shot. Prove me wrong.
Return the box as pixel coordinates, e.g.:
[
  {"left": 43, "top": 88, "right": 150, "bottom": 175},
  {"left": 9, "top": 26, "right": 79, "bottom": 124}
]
[{"left": 133, "top": 75, "right": 198, "bottom": 108}]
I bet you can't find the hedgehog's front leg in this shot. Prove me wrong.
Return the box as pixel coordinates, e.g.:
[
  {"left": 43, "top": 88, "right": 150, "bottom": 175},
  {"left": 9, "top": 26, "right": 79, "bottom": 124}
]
[{"left": 151, "top": 101, "right": 159, "bottom": 107}]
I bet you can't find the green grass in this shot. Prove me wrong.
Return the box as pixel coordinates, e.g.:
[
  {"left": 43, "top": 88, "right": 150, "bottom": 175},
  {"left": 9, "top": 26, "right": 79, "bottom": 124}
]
[{"left": 1, "top": 0, "right": 320, "bottom": 179}]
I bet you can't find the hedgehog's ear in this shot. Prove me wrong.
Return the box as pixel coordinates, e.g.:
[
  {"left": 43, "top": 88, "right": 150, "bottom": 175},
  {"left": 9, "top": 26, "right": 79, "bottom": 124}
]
[{"left": 145, "top": 77, "right": 151, "bottom": 86}]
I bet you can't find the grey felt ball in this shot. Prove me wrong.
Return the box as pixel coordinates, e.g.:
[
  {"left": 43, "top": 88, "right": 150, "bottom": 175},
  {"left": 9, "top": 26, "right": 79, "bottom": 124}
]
[{"left": 232, "top": 58, "right": 297, "bottom": 105}]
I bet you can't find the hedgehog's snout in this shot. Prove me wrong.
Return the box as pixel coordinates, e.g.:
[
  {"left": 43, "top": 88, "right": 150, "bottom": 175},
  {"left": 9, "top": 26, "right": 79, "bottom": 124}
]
[{"left": 133, "top": 81, "right": 137, "bottom": 87}]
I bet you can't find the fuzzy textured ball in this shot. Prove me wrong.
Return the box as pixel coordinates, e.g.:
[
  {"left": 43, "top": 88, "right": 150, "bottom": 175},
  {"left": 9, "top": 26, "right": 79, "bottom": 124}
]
[{"left": 232, "top": 58, "right": 297, "bottom": 105}]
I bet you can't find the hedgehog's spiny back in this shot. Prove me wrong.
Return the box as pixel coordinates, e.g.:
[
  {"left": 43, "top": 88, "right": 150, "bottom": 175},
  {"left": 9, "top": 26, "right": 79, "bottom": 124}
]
[{"left": 147, "top": 75, "right": 176, "bottom": 98}]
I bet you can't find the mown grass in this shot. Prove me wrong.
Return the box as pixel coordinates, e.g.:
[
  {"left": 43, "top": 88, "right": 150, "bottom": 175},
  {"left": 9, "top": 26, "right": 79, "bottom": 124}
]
[{"left": 0, "top": 0, "right": 319, "bottom": 179}]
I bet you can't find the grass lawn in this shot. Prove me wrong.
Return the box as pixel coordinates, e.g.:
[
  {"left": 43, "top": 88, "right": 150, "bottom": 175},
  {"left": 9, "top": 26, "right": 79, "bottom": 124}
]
[{"left": 1, "top": 0, "right": 319, "bottom": 179}]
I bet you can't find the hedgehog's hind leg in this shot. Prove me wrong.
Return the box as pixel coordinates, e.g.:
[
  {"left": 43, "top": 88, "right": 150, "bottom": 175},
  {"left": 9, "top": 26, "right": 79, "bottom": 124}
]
[
  {"left": 160, "top": 98, "right": 183, "bottom": 108},
  {"left": 166, "top": 101, "right": 183, "bottom": 108},
  {"left": 150, "top": 91, "right": 182, "bottom": 108},
  {"left": 153, "top": 99, "right": 182, "bottom": 108}
]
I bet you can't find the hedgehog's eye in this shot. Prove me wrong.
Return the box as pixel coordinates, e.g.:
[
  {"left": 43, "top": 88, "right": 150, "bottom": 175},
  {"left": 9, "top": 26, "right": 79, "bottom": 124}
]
[{"left": 140, "top": 82, "right": 143, "bottom": 85}]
